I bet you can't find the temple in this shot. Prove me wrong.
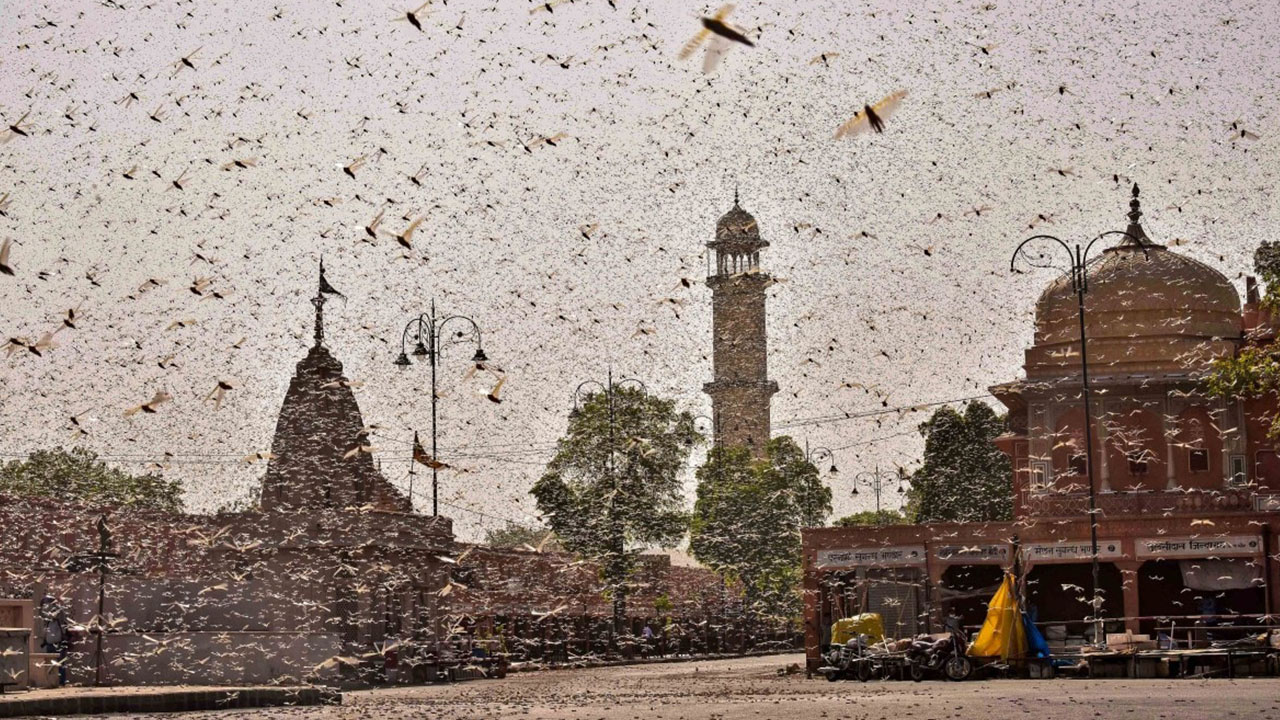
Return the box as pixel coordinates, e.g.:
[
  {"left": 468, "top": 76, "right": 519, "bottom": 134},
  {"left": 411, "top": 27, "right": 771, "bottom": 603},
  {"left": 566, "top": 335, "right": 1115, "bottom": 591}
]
[
  {"left": 262, "top": 261, "right": 410, "bottom": 513},
  {"left": 0, "top": 262, "right": 733, "bottom": 688}
]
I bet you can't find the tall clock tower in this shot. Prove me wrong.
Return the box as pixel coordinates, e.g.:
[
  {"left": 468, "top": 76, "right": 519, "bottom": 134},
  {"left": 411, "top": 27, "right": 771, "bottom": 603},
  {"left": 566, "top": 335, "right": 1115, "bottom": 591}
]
[{"left": 703, "top": 194, "right": 778, "bottom": 457}]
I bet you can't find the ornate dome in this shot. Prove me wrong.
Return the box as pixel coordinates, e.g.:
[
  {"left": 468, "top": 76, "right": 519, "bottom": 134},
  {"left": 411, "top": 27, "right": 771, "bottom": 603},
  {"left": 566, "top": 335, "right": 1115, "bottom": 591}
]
[
  {"left": 714, "top": 192, "right": 765, "bottom": 247},
  {"left": 1026, "top": 186, "right": 1241, "bottom": 379}
]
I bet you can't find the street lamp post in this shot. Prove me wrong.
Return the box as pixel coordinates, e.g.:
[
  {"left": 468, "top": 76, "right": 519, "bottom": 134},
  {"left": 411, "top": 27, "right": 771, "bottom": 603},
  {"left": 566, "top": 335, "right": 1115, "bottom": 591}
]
[
  {"left": 69, "top": 514, "right": 117, "bottom": 687},
  {"left": 1010, "top": 190, "right": 1147, "bottom": 644},
  {"left": 692, "top": 414, "right": 717, "bottom": 446},
  {"left": 395, "top": 299, "right": 489, "bottom": 517},
  {"left": 804, "top": 441, "right": 838, "bottom": 474},
  {"left": 571, "top": 370, "right": 648, "bottom": 651},
  {"left": 852, "top": 466, "right": 907, "bottom": 525}
]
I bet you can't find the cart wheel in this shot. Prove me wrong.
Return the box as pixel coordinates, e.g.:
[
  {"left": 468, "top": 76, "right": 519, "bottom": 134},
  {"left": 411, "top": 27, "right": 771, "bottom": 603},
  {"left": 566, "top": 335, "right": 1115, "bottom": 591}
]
[
  {"left": 944, "top": 656, "right": 973, "bottom": 682},
  {"left": 909, "top": 662, "right": 925, "bottom": 682},
  {"left": 856, "top": 661, "right": 872, "bottom": 682}
]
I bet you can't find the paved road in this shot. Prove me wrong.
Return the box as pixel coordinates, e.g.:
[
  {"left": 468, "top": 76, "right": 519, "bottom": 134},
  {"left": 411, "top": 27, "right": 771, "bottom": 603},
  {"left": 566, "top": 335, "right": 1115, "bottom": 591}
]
[{"left": 105, "top": 654, "right": 1280, "bottom": 719}]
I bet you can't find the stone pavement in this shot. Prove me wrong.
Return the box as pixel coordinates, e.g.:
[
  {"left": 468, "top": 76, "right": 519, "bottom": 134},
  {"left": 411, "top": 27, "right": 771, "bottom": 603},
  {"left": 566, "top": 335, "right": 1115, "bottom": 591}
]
[{"left": 0, "top": 684, "right": 338, "bottom": 717}]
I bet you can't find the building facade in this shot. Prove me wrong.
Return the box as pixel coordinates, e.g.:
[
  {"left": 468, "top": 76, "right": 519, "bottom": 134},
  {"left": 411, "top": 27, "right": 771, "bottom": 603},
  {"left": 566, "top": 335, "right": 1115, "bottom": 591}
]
[
  {"left": 703, "top": 196, "right": 778, "bottom": 456},
  {"left": 801, "top": 187, "right": 1280, "bottom": 671}
]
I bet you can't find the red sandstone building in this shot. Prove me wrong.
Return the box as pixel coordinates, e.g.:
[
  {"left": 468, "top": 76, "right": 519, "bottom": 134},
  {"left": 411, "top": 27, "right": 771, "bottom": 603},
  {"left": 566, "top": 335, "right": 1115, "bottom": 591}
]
[{"left": 802, "top": 188, "right": 1280, "bottom": 671}]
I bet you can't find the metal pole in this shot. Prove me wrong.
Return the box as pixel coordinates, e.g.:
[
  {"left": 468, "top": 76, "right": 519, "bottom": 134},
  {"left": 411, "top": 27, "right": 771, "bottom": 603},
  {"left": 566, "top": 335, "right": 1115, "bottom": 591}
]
[
  {"left": 408, "top": 438, "right": 415, "bottom": 505},
  {"left": 1075, "top": 246, "right": 1103, "bottom": 644},
  {"left": 430, "top": 300, "right": 439, "bottom": 518},
  {"left": 874, "top": 466, "right": 883, "bottom": 523},
  {"left": 606, "top": 369, "right": 625, "bottom": 649},
  {"left": 94, "top": 555, "right": 105, "bottom": 686}
]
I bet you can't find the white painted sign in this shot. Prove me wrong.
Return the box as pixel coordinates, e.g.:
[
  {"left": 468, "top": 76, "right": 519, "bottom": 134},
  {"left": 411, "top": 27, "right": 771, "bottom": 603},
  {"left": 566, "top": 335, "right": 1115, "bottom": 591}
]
[
  {"left": 816, "top": 546, "right": 926, "bottom": 568},
  {"left": 1022, "top": 540, "right": 1124, "bottom": 563},
  {"left": 1135, "top": 535, "right": 1261, "bottom": 559},
  {"left": 935, "top": 544, "right": 1009, "bottom": 563}
]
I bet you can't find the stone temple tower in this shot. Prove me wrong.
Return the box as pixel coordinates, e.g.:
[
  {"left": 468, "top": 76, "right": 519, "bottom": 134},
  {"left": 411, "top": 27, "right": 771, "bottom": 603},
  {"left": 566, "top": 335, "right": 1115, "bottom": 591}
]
[
  {"left": 703, "top": 194, "right": 778, "bottom": 457},
  {"left": 261, "top": 261, "right": 411, "bottom": 514}
]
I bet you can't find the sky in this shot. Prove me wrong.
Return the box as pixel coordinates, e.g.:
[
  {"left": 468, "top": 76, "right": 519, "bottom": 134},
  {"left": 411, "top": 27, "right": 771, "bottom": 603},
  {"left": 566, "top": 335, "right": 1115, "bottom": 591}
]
[{"left": 1, "top": 0, "right": 1278, "bottom": 540}]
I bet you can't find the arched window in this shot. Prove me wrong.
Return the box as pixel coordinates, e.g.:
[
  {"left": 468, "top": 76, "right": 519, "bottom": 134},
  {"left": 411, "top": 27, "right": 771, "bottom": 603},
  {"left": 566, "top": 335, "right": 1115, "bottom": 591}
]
[
  {"left": 1104, "top": 406, "right": 1166, "bottom": 491},
  {"left": 1051, "top": 406, "right": 1089, "bottom": 490},
  {"left": 1182, "top": 417, "right": 1209, "bottom": 473}
]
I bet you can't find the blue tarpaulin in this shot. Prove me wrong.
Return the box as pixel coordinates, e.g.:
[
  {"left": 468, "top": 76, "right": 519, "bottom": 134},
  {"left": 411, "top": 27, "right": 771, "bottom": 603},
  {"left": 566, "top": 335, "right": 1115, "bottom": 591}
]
[{"left": 1022, "top": 611, "right": 1050, "bottom": 658}]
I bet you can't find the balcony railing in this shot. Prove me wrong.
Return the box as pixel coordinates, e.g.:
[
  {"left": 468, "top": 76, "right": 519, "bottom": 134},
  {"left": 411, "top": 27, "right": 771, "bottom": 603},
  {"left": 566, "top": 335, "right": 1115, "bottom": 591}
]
[{"left": 1022, "top": 486, "right": 1259, "bottom": 519}]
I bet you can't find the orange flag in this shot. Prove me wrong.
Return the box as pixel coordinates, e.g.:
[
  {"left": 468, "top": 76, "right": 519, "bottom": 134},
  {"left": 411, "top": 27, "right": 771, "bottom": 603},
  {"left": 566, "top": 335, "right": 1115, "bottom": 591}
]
[{"left": 412, "top": 432, "right": 449, "bottom": 470}]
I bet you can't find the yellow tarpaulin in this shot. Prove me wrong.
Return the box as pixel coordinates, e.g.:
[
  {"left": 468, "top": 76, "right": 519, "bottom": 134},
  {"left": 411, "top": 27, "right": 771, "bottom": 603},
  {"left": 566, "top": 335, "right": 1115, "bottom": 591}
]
[
  {"left": 967, "top": 573, "right": 1027, "bottom": 661},
  {"left": 830, "top": 613, "right": 885, "bottom": 646}
]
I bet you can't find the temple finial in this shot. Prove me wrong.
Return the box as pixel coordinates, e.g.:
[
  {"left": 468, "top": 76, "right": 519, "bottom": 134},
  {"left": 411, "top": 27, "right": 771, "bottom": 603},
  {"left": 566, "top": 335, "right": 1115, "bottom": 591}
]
[
  {"left": 733, "top": 184, "right": 739, "bottom": 207},
  {"left": 1124, "top": 182, "right": 1147, "bottom": 245},
  {"left": 311, "top": 260, "right": 327, "bottom": 347}
]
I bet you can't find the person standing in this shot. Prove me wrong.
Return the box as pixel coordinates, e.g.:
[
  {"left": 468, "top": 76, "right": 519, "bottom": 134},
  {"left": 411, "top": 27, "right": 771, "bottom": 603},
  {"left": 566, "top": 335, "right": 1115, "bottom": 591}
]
[{"left": 38, "top": 596, "right": 69, "bottom": 686}]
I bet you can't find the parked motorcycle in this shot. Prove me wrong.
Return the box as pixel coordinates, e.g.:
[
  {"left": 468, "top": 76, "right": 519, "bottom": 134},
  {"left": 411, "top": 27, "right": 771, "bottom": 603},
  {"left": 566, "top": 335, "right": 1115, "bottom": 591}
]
[
  {"left": 820, "top": 633, "right": 876, "bottom": 682},
  {"left": 903, "top": 628, "right": 972, "bottom": 681}
]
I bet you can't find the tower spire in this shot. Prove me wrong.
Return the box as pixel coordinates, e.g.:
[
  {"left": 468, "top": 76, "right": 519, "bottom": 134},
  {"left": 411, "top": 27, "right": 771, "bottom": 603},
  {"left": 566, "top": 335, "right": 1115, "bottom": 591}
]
[
  {"left": 311, "top": 260, "right": 327, "bottom": 347},
  {"left": 1124, "top": 183, "right": 1148, "bottom": 245}
]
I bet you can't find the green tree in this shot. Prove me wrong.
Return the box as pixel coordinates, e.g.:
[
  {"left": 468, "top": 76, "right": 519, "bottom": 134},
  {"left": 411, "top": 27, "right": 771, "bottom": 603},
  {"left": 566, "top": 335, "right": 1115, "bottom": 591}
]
[
  {"left": 1208, "top": 241, "right": 1280, "bottom": 436},
  {"left": 0, "top": 447, "right": 184, "bottom": 512},
  {"left": 531, "top": 384, "right": 698, "bottom": 638},
  {"left": 833, "top": 509, "right": 907, "bottom": 527},
  {"left": 689, "top": 437, "right": 832, "bottom": 619},
  {"left": 907, "top": 402, "right": 1011, "bottom": 523},
  {"left": 483, "top": 521, "right": 562, "bottom": 552}
]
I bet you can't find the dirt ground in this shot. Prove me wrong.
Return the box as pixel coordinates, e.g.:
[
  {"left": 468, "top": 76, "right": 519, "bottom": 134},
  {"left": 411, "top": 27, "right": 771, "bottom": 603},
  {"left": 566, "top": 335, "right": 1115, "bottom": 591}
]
[{"left": 103, "top": 653, "right": 1280, "bottom": 720}]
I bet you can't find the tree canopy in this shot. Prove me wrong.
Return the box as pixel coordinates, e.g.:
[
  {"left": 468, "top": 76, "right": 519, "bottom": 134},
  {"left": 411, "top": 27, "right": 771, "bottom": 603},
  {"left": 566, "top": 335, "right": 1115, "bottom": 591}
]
[
  {"left": 530, "top": 384, "right": 698, "bottom": 629},
  {"left": 689, "top": 437, "right": 832, "bottom": 618},
  {"left": 0, "top": 447, "right": 184, "bottom": 512},
  {"left": 1208, "top": 241, "right": 1280, "bottom": 436},
  {"left": 833, "top": 509, "right": 908, "bottom": 527},
  {"left": 907, "top": 402, "right": 1011, "bottom": 523},
  {"left": 483, "top": 521, "right": 562, "bottom": 552}
]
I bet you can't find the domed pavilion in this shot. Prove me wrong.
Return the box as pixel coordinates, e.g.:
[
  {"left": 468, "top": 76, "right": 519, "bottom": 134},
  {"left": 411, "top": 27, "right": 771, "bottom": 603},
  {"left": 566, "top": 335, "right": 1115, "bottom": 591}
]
[{"left": 991, "top": 185, "right": 1278, "bottom": 516}]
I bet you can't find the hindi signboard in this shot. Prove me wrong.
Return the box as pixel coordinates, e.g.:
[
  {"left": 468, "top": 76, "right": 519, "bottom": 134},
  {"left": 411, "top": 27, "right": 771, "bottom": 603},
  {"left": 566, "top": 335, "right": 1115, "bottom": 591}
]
[
  {"left": 935, "top": 544, "right": 1009, "bottom": 563},
  {"left": 1135, "top": 535, "right": 1261, "bottom": 559},
  {"left": 816, "top": 545, "right": 926, "bottom": 568},
  {"left": 1022, "top": 540, "right": 1124, "bottom": 563}
]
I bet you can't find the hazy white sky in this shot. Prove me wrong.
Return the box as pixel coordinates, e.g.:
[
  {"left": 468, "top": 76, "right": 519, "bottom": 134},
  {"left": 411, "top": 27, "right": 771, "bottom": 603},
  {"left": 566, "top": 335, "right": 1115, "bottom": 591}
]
[{"left": 1, "top": 0, "right": 1277, "bottom": 539}]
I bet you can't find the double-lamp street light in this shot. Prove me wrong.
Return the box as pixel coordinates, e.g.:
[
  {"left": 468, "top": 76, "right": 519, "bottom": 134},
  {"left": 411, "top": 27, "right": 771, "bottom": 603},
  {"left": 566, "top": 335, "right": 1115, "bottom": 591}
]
[
  {"left": 1009, "top": 183, "right": 1148, "bottom": 643},
  {"left": 571, "top": 370, "right": 648, "bottom": 644},
  {"left": 395, "top": 299, "right": 489, "bottom": 517},
  {"left": 852, "top": 466, "right": 908, "bottom": 524}
]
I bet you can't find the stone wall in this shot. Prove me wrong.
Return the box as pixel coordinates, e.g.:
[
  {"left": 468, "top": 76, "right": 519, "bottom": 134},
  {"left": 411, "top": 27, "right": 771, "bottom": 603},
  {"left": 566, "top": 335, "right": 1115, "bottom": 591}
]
[{"left": 64, "top": 631, "right": 343, "bottom": 686}]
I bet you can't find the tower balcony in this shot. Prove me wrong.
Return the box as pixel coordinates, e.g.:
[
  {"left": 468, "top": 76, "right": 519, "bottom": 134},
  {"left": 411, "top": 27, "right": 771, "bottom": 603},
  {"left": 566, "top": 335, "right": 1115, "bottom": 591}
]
[{"left": 702, "top": 379, "right": 779, "bottom": 395}]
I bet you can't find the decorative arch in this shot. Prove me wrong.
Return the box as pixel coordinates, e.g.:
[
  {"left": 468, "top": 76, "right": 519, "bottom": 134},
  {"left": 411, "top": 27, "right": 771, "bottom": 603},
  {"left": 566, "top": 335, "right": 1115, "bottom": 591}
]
[
  {"left": 1103, "top": 405, "right": 1166, "bottom": 492},
  {"left": 1050, "top": 406, "right": 1089, "bottom": 492},
  {"left": 1174, "top": 406, "right": 1222, "bottom": 490}
]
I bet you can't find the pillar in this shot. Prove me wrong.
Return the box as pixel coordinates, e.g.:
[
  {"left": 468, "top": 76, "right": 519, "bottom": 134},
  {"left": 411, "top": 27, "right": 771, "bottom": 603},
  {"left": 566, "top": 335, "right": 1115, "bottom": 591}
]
[
  {"left": 926, "top": 557, "right": 946, "bottom": 633},
  {"left": 1095, "top": 400, "right": 1111, "bottom": 492},
  {"left": 802, "top": 548, "right": 822, "bottom": 673},
  {"left": 1163, "top": 393, "right": 1178, "bottom": 490},
  {"left": 1267, "top": 528, "right": 1280, "bottom": 617},
  {"left": 1115, "top": 560, "right": 1142, "bottom": 633}
]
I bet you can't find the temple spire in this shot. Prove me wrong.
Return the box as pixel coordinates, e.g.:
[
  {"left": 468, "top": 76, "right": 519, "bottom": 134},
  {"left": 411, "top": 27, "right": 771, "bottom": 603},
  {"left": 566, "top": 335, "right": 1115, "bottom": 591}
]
[
  {"left": 312, "top": 258, "right": 345, "bottom": 347},
  {"left": 311, "top": 261, "right": 327, "bottom": 347},
  {"left": 1124, "top": 183, "right": 1148, "bottom": 245}
]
